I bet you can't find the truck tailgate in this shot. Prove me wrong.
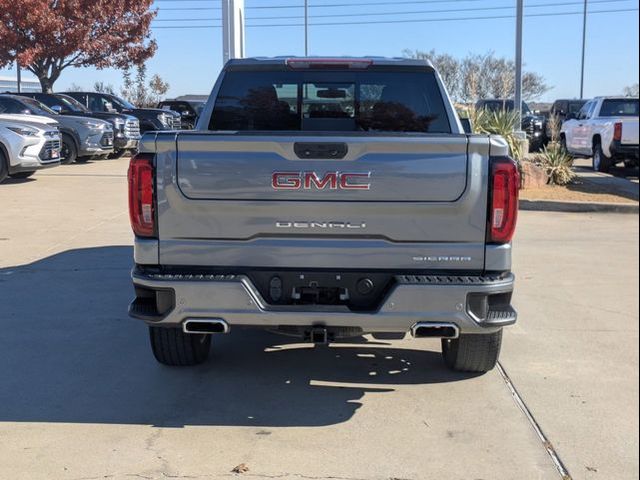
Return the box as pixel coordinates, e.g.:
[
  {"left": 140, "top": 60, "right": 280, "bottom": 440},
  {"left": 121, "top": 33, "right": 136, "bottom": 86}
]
[
  {"left": 622, "top": 118, "right": 639, "bottom": 145},
  {"left": 154, "top": 133, "right": 494, "bottom": 271}
]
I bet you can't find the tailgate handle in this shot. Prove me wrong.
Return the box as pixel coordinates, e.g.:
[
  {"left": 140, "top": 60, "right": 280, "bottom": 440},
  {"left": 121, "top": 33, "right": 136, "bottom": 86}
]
[{"left": 294, "top": 142, "right": 348, "bottom": 160}]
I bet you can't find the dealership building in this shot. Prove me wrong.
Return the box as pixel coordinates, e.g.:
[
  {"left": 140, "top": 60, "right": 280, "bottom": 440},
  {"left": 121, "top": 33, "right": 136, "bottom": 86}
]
[{"left": 0, "top": 75, "right": 40, "bottom": 93}]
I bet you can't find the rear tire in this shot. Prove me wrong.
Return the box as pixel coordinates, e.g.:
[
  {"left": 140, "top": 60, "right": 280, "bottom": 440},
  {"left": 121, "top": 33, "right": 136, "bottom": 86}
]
[
  {"left": 149, "top": 326, "right": 211, "bottom": 366},
  {"left": 0, "top": 149, "right": 8, "bottom": 183},
  {"left": 9, "top": 171, "right": 35, "bottom": 179},
  {"left": 441, "top": 330, "right": 502, "bottom": 373},
  {"left": 592, "top": 141, "right": 611, "bottom": 173}
]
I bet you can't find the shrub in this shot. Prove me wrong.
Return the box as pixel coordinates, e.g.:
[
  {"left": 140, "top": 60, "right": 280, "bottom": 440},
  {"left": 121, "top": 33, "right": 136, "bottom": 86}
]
[
  {"left": 532, "top": 142, "right": 575, "bottom": 186},
  {"left": 469, "top": 107, "right": 524, "bottom": 161}
]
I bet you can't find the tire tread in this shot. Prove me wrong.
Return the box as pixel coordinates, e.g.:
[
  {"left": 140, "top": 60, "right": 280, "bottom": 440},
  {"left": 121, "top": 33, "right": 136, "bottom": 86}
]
[
  {"left": 149, "top": 326, "right": 211, "bottom": 366},
  {"left": 442, "top": 330, "right": 502, "bottom": 373}
]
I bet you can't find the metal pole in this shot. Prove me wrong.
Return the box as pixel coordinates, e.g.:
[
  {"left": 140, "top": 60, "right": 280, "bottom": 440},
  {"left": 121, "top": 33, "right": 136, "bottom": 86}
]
[
  {"left": 16, "top": 60, "right": 21, "bottom": 93},
  {"left": 580, "top": 0, "right": 587, "bottom": 99},
  {"left": 304, "top": 0, "right": 309, "bottom": 56},
  {"left": 514, "top": 0, "right": 523, "bottom": 129},
  {"left": 222, "top": 0, "right": 230, "bottom": 64}
]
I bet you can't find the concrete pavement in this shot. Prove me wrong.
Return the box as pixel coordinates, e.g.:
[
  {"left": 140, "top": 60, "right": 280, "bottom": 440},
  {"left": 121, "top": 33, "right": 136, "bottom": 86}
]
[{"left": 0, "top": 160, "right": 638, "bottom": 480}]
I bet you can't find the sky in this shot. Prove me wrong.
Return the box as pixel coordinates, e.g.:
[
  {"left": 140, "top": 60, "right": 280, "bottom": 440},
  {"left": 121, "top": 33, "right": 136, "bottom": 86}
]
[{"left": 2, "top": 0, "right": 639, "bottom": 102}]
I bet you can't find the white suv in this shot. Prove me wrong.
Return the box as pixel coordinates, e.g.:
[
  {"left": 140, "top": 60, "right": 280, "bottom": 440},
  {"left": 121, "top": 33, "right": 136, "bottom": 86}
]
[{"left": 0, "top": 118, "right": 62, "bottom": 183}]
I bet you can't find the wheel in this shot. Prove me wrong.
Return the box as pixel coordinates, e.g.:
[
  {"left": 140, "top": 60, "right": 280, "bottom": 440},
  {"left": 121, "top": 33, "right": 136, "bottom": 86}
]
[
  {"left": 108, "top": 149, "right": 124, "bottom": 159},
  {"left": 8, "top": 171, "right": 35, "bottom": 179},
  {"left": 0, "top": 149, "right": 8, "bottom": 183},
  {"left": 592, "top": 141, "right": 611, "bottom": 173},
  {"left": 75, "top": 156, "right": 90, "bottom": 163},
  {"left": 148, "top": 326, "right": 211, "bottom": 366},
  {"left": 441, "top": 330, "right": 502, "bottom": 373},
  {"left": 560, "top": 135, "right": 570, "bottom": 155},
  {"left": 61, "top": 134, "right": 77, "bottom": 164}
]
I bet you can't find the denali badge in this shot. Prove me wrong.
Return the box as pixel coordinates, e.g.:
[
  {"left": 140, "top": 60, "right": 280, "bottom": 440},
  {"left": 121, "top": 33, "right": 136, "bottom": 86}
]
[
  {"left": 276, "top": 221, "right": 366, "bottom": 229},
  {"left": 272, "top": 171, "right": 371, "bottom": 190}
]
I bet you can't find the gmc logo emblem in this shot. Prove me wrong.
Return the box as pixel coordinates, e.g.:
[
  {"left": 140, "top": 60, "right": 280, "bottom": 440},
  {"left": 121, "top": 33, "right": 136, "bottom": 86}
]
[{"left": 272, "top": 171, "right": 371, "bottom": 190}]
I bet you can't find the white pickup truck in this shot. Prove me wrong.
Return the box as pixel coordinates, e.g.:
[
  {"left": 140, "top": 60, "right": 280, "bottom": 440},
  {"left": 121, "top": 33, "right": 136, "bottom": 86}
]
[{"left": 561, "top": 96, "right": 639, "bottom": 172}]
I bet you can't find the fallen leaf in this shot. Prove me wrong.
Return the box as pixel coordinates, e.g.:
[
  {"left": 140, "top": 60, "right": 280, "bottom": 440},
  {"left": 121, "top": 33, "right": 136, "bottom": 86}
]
[{"left": 232, "top": 463, "right": 249, "bottom": 474}]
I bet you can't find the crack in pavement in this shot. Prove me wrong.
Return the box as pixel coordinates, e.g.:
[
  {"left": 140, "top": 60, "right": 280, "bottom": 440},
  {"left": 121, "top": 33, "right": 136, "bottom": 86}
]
[{"left": 497, "top": 362, "right": 573, "bottom": 480}]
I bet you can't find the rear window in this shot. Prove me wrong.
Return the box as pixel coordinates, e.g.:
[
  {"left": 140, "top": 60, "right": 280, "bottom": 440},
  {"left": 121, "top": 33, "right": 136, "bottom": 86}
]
[
  {"left": 209, "top": 70, "right": 451, "bottom": 133},
  {"left": 599, "top": 99, "right": 639, "bottom": 117}
]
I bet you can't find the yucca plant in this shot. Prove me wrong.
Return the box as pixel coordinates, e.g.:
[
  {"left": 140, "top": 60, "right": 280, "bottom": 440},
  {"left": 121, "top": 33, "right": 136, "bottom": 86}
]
[
  {"left": 469, "top": 107, "right": 524, "bottom": 161},
  {"left": 533, "top": 142, "right": 575, "bottom": 186}
]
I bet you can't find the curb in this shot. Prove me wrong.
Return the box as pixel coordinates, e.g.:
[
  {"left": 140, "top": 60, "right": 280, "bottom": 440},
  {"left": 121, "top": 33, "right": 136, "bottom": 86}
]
[{"left": 520, "top": 199, "right": 639, "bottom": 214}]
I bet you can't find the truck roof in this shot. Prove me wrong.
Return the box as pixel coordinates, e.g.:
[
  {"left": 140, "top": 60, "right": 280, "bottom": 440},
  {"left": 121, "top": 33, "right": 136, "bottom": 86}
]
[
  {"left": 224, "top": 56, "right": 434, "bottom": 69},
  {"left": 592, "top": 96, "right": 639, "bottom": 100}
]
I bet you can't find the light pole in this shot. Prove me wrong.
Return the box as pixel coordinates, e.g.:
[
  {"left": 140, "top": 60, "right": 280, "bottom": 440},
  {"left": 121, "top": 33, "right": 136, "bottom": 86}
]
[
  {"left": 16, "top": 60, "right": 21, "bottom": 93},
  {"left": 514, "top": 0, "right": 523, "bottom": 129},
  {"left": 304, "top": 0, "right": 309, "bottom": 56},
  {"left": 222, "top": 0, "right": 245, "bottom": 64},
  {"left": 580, "top": 0, "right": 587, "bottom": 98}
]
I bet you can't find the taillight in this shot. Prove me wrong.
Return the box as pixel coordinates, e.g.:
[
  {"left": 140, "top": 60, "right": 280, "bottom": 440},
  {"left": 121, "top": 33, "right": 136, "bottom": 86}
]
[
  {"left": 613, "top": 122, "right": 622, "bottom": 141},
  {"left": 128, "top": 153, "right": 155, "bottom": 237},
  {"left": 488, "top": 157, "right": 520, "bottom": 244}
]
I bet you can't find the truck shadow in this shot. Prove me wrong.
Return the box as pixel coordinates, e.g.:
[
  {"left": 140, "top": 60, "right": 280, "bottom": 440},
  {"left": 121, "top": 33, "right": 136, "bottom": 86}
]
[{"left": 0, "top": 246, "right": 477, "bottom": 428}]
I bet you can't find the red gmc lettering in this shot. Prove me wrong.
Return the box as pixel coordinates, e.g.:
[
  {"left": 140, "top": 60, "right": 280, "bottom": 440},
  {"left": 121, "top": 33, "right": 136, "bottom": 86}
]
[
  {"left": 340, "top": 172, "right": 371, "bottom": 190},
  {"left": 272, "top": 172, "right": 301, "bottom": 190},
  {"left": 304, "top": 172, "right": 338, "bottom": 190},
  {"left": 272, "top": 171, "right": 371, "bottom": 191}
]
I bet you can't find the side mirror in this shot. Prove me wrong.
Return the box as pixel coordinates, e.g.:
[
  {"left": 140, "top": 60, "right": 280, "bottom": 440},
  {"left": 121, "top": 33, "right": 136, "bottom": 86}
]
[
  {"left": 460, "top": 118, "right": 473, "bottom": 134},
  {"left": 51, "top": 105, "right": 63, "bottom": 114},
  {"left": 180, "top": 110, "right": 190, "bottom": 117},
  {"left": 104, "top": 102, "right": 116, "bottom": 113}
]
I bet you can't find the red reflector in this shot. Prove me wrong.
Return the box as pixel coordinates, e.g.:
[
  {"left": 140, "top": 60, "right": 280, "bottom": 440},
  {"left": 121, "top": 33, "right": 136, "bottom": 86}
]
[
  {"left": 285, "top": 58, "right": 372, "bottom": 69},
  {"left": 128, "top": 153, "right": 155, "bottom": 237},
  {"left": 489, "top": 157, "right": 520, "bottom": 244},
  {"left": 613, "top": 122, "right": 622, "bottom": 142}
]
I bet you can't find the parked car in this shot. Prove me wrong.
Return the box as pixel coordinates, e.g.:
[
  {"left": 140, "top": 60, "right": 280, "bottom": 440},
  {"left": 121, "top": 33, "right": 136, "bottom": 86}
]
[
  {"left": 17, "top": 92, "right": 140, "bottom": 158},
  {"left": 157, "top": 99, "right": 206, "bottom": 129},
  {"left": 65, "top": 92, "right": 181, "bottom": 133},
  {"left": 475, "top": 99, "right": 546, "bottom": 151},
  {"left": 128, "top": 57, "right": 519, "bottom": 373},
  {"left": 561, "top": 96, "right": 639, "bottom": 172},
  {"left": 543, "top": 99, "right": 588, "bottom": 141},
  {"left": 0, "top": 118, "right": 61, "bottom": 183},
  {"left": 0, "top": 94, "right": 114, "bottom": 163}
]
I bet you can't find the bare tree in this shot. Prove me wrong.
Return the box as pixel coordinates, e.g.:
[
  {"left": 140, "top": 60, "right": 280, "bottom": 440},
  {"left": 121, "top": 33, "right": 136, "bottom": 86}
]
[
  {"left": 148, "top": 74, "right": 169, "bottom": 106},
  {"left": 94, "top": 81, "right": 115, "bottom": 95},
  {"left": 404, "top": 49, "right": 550, "bottom": 102},
  {"left": 120, "top": 64, "right": 170, "bottom": 107},
  {"left": 623, "top": 83, "right": 639, "bottom": 97},
  {"left": 65, "top": 82, "right": 84, "bottom": 92}
]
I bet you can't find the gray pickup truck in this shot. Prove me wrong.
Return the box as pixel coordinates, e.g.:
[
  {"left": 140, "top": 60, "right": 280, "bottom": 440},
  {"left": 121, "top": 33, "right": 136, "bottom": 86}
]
[{"left": 128, "top": 57, "right": 519, "bottom": 373}]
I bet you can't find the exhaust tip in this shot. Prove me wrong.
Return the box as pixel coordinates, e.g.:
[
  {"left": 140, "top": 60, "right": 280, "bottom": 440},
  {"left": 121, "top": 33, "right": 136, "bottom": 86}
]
[
  {"left": 411, "top": 322, "right": 459, "bottom": 339},
  {"left": 182, "top": 319, "right": 229, "bottom": 335}
]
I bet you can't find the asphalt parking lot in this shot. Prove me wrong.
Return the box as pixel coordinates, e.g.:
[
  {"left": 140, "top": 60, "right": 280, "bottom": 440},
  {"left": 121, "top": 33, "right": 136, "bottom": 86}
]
[{"left": 0, "top": 160, "right": 638, "bottom": 480}]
